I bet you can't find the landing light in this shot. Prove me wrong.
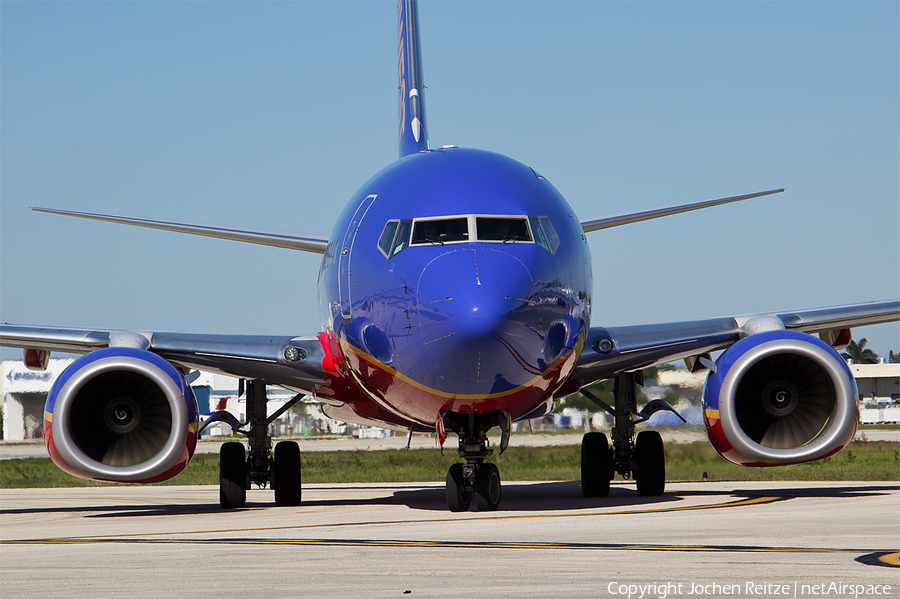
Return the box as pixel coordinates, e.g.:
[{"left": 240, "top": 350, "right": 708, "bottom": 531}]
[
  {"left": 284, "top": 346, "right": 308, "bottom": 363},
  {"left": 594, "top": 338, "right": 614, "bottom": 354}
]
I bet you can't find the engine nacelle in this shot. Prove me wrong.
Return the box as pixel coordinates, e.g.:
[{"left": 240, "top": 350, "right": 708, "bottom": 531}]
[
  {"left": 703, "top": 330, "right": 858, "bottom": 466},
  {"left": 44, "top": 347, "right": 199, "bottom": 483}
]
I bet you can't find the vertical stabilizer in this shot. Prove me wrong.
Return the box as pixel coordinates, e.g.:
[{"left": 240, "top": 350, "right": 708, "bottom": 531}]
[{"left": 398, "top": 0, "right": 429, "bottom": 157}]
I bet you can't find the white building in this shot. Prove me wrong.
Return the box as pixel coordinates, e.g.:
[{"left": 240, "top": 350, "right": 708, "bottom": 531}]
[
  {"left": 852, "top": 363, "right": 900, "bottom": 424},
  {"left": 2, "top": 358, "right": 74, "bottom": 440},
  {"left": 851, "top": 363, "right": 900, "bottom": 403}
]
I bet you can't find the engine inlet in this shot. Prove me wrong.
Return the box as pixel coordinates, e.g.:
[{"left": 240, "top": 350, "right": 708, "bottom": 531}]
[{"left": 734, "top": 353, "right": 835, "bottom": 449}]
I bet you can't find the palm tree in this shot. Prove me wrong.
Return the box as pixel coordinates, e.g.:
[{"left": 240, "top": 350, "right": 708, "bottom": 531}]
[{"left": 841, "top": 338, "right": 880, "bottom": 364}]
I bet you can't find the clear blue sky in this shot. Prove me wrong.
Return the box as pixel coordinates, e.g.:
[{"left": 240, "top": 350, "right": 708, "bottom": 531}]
[{"left": 2, "top": 1, "right": 898, "bottom": 360}]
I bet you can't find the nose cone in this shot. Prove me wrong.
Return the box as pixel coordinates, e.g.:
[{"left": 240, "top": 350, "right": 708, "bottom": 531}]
[{"left": 416, "top": 248, "right": 538, "bottom": 387}]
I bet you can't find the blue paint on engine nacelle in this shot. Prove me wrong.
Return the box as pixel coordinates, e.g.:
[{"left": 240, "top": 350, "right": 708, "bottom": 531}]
[{"left": 46, "top": 347, "right": 198, "bottom": 419}]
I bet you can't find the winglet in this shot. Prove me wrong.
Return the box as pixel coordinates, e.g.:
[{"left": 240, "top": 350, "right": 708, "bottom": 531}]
[{"left": 398, "top": 0, "right": 429, "bottom": 157}]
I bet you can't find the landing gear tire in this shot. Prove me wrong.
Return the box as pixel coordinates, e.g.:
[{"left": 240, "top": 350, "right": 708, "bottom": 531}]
[
  {"left": 581, "top": 432, "right": 611, "bottom": 497},
  {"left": 220, "top": 441, "right": 248, "bottom": 509},
  {"left": 634, "top": 430, "right": 665, "bottom": 496},
  {"left": 273, "top": 441, "right": 302, "bottom": 507},
  {"left": 446, "top": 463, "right": 472, "bottom": 512},
  {"left": 474, "top": 463, "right": 502, "bottom": 511}
]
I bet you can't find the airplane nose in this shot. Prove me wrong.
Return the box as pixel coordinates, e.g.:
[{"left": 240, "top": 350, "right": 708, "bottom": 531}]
[{"left": 416, "top": 247, "right": 536, "bottom": 385}]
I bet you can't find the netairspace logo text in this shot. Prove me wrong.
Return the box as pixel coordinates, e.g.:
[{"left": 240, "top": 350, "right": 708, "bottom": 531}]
[{"left": 606, "top": 581, "right": 893, "bottom": 599}]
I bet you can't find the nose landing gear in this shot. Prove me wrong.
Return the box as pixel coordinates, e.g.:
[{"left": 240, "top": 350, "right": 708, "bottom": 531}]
[{"left": 442, "top": 410, "right": 509, "bottom": 512}]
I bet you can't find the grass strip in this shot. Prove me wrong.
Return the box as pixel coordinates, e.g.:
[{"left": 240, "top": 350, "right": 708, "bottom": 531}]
[{"left": 1, "top": 441, "right": 897, "bottom": 489}]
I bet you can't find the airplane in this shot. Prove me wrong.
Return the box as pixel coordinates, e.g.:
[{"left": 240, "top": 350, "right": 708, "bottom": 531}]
[{"left": 1, "top": 0, "right": 898, "bottom": 511}]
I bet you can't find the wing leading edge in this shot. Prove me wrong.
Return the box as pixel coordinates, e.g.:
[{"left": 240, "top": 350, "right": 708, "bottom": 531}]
[
  {"left": 579, "top": 189, "right": 784, "bottom": 233},
  {"left": 0, "top": 324, "right": 329, "bottom": 395},
  {"left": 32, "top": 207, "right": 330, "bottom": 254},
  {"left": 575, "top": 299, "right": 900, "bottom": 386}
]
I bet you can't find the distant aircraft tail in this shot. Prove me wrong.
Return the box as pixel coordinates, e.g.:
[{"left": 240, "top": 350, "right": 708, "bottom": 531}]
[
  {"left": 398, "top": 0, "right": 429, "bottom": 157},
  {"left": 214, "top": 396, "right": 229, "bottom": 411}
]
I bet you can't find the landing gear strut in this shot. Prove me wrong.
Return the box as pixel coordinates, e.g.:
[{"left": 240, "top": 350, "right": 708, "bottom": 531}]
[
  {"left": 442, "top": 411, "right": 509, "bottom": 512},
  {"left": 580, "top": 372, "right": 667, "bottom": 497},
  {"left": 217, "top": 380, "right": 305, "bottom": 509}
]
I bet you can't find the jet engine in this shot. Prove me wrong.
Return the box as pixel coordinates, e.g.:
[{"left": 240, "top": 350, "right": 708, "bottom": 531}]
[
  {"left": 44, "top": 347, "right": 199, "bottom": 483},
  {"left": 703, "top": 330, "right": 858, "bottom": 466}
]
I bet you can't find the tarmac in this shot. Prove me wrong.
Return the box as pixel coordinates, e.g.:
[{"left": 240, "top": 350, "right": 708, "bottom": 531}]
[{"left": 1, "top": 480, "right": 897, "bottom": 598}]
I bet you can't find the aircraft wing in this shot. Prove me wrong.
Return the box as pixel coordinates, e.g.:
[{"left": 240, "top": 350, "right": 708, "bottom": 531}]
[
  {"left": 579, "top": 189, "right": 784, "bottom": 232},
  {"left": 574, "top": 299, "right": 900, "bottom": 385},
  {"left": 31, "top": 207, "right": 330, "bottom": 254},
  {"left": 0, "top": 324, "right": 329, "bottom": 394}
]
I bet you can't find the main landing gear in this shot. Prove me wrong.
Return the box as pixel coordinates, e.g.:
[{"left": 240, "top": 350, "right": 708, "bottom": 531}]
[
  {"left": 580, "top": 372, "right": 674, "bottom": 497},
  {"left": 442, "top": 411, "right": 509, "bottom": 512},
  {"left": 211, "top": 380, "right": 305, "bottom": 509}
]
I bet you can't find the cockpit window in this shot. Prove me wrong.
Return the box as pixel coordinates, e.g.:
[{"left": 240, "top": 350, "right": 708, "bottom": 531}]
[
  {"left": 529, "top": 216, "right": 560, "bottom": 254},
  {"left": 379, "top": 214, "right": 557, "bottom": 257},
  {"left": 378, "top": 221, "right": 399, "bottom": 256},
  {"left": 529, "top": 217, "right": 548, "bottom": 248},
  {"left": 412, "top": 217, "right": 469, "bottom": 245},
  {"left": 476, "top": 217, "right": 531, "bottom": 242},
  {"left": 378, "top": 219, "right": 412, "bottom": 258}
]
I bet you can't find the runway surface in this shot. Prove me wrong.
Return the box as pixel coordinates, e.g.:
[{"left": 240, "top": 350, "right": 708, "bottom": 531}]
[{"left": 1, "top": 481, "right": 897, "bottom": 598}]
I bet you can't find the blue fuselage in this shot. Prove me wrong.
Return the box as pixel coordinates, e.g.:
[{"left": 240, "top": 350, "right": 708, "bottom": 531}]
[{"left": 317, "top": 148, "right": 592, "bottom": 428}]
